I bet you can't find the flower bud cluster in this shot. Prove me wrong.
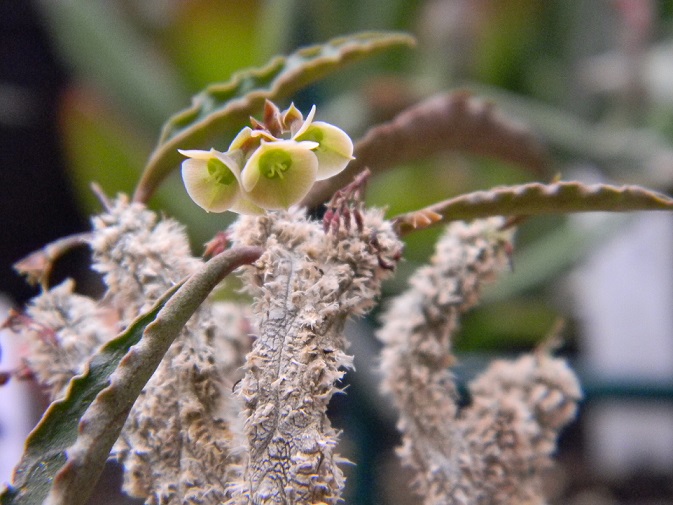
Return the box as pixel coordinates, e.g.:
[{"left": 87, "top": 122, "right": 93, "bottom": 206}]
[{"left": 180, "top": 101, "right": 354, "bottom": 213}]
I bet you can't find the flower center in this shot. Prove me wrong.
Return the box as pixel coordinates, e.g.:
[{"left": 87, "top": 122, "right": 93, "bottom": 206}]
[
  {"left": 259, "top": 149, "right": 292, "bottom": 179},
  {"left": 207, "top": 158, "right": 236, "bottom": 186},
  {"left": 298, "top": 126, "right": 324, "bottom": 150}
]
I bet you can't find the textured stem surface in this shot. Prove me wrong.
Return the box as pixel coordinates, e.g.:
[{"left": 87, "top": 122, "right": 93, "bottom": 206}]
[
  {"left": 230, "top": 208, "right": 402, "bottom": 504},
  {"left": 378, "top": 218, "right": 581, "bottom": 505},
  {"left": 378, "top": 218, "right": 513, "bottom": 504},
  {"left": 44, "top": 246, "right": 262, "bottom": 505}
]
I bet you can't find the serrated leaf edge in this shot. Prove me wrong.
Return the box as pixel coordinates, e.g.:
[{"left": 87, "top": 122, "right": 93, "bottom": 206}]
[{"left": 393, "top": 181, "right": 673, "bottom": 235}]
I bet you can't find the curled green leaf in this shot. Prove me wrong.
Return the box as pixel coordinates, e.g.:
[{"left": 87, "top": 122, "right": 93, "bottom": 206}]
[
  {"left": 133, "top": 32, "right": 415, "bottom": 204},
  {"left": 0, "top": 247, "right": 263, "bottom": 505}
]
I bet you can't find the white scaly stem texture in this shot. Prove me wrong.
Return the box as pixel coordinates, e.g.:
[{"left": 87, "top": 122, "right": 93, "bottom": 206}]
[{"left": 229, "top": 208, "right": 402, "bottom": 505}]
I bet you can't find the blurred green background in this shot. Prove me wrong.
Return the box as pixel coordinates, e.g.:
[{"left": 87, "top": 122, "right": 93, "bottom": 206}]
[{"left": 3, "top": 1, "right": 673, "bottom": 503}]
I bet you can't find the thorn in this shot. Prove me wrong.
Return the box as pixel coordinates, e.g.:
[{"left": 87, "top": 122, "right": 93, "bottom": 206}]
[
  {"left": 16, "top": 364, "right": 36, "bottom": 382},
  {"left": 350, "top": 169, "right": 371, "bottom": 202},
  {"left": 326, "top": 189, "right": 343, "bottom": 210},
  {"left": 537, "top": 318, "right": 566, "bottom": 357},
  {"left": 3, "top": 310, "right": 59, "bottom": 346},
  {"left": 90, "top": 183, "right": 113, "bottom": 211},
  {"left": 369, "top": 232, "right": 380, "bottom": 249},
  {"left": 2, "top": 309, "right": 29, "bottom": 332},
  {"left": 501, "top": 215, "right": 527, "bottom": 230},
  {"left": 232, "top": 378, "right": 243, "bottom": 393},
  {"left": 330, "top": 212, "right": 341, "bottom": 235},
  {"left": 410, "top": 209, "right": 442, "bottom": 229},
  {"left": 377, "top": 256, "right": 396, "bottom": 270},
  {"left": 503, "top": 240, "right": 515, "bottom": 272}
]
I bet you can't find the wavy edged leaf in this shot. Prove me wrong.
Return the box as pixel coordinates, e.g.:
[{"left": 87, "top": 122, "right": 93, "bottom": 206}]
[
  {"left": 133, "top": 31, "right": 416, "bottom": 203},
  {"left": 303, "top": 90, "right": 550, "bottom": 207},
  {"left": 1, "top": 247, "right": 262, "bottom": 505},
  {"left": 393, "top": 181, "right": 673, "bottom": 235},
  {"left": 0, "top": 286, "right": 179, "bottom": 505}
]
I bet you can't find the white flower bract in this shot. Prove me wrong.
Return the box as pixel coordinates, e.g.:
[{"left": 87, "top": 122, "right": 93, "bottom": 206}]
[
  {"left": 241, "top": 140, "right": 319, "bottom": 210},
  {"left": 179, "top": 148, "right": 244, "bottom": 213},
  {"left": 179, "top": 103, "right": 354, "bottom": 214}
]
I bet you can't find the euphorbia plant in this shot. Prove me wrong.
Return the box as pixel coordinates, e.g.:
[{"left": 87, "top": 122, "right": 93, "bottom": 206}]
[{"left": 1, "top": 32, "right": 672, "bottom": 505}]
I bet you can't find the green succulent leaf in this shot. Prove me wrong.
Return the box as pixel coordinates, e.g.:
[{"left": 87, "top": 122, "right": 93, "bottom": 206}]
[
  {"left": 0, "top": 247, "right": 263, "bottom": 505},
  {"left": 393, "top": 181, "right": 673, "bottom": 235},
  {"left": 0, "top": 286, "right": 180, "bottom": 505},
  {"left": 134, "top": 31, "right": 415, "bottom": 204}
]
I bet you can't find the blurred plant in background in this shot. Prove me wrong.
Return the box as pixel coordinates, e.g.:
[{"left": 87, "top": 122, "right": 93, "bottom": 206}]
[{"left": 2, "top": 1, "right": 673, "bottom": 504}]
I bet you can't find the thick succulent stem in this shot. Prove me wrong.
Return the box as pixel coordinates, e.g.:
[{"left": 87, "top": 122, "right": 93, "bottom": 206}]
[{"left": 229, "top": 207, "right": 402, "bottom": 504}]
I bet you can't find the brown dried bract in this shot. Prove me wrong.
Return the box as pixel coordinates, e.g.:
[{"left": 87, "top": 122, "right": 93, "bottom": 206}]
[{"left": 323, "top": 169, "right": 371, "bottom": 236}]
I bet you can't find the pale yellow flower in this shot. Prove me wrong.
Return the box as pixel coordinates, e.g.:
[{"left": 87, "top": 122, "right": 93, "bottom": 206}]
[
  {"left": 240, "top": 140, "right": 319, "bottom": 210},
  {"left": 179, "top": 103, "right": 354, "bottom": 213},
  {"left": 179, "top": 148, "right": 262, "bottom": 214},
  {"left": 292, "top": 106, "right": 354, "bottom": 180}
]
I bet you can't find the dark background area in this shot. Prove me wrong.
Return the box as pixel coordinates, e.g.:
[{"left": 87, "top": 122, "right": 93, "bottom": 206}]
[{"left": 0, "top": 0, "right": 88, "bottom": 305}]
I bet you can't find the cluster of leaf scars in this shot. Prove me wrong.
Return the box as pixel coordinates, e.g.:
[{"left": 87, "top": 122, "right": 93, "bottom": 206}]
[{"left": 2, "top": 32, "right": 673, "bottom": 505}]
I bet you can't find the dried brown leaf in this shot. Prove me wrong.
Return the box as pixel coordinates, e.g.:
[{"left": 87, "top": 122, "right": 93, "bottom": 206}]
[{"left": 303, "top": 91, "right": 550, "bottom": 207}]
